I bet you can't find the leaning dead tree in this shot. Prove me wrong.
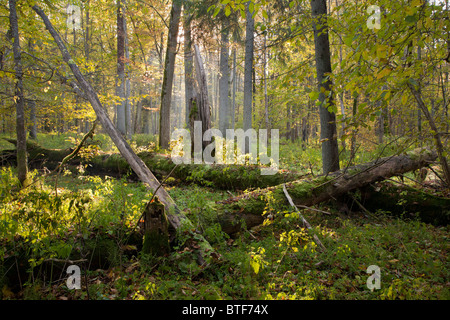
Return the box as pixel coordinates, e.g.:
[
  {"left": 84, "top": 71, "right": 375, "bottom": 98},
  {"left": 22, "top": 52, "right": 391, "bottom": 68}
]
[{"left": 32, "top": 5, "right": 214, "bottom": 265}]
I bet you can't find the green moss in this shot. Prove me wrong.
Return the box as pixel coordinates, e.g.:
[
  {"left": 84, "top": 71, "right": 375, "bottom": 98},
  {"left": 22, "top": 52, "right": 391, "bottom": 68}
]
[{"left": 142, "top": 229, "right": 170, "bottom": 256}]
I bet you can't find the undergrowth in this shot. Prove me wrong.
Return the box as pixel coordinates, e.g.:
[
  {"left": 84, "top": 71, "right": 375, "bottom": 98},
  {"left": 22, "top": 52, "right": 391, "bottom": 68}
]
[{"left": 0, "top": 136, "right": 448, "bottom": 300}]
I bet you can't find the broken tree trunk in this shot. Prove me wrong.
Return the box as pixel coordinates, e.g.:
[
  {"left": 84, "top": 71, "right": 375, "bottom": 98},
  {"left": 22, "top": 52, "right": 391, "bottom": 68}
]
[
  {"left": 189, "top": 44, "right": 212, "bottom": 154},
  {"left": 216, "top": 149, "right": 439, "bottom": 234},
  {"left": 142, "top": 197, "right": 170, "bottom": 256},
  {"left": 32, "top": 5, "right": 214, "bottom": 265}
]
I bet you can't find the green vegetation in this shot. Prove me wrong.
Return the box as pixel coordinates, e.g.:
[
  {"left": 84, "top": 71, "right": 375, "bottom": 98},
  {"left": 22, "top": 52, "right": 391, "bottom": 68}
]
[
  {"left": 0, "top": 135, "right": 448, "bottom": 300},
  {"left": 1, "top": 0, "right": 449, "bottom": 302}
]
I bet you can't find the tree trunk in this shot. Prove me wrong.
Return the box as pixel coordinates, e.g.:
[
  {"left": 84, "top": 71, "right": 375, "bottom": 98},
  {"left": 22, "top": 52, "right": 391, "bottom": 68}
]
[
  {"left": 124, "top": 7, "right": 132, "bottom": 140},
  {"left": 335, "top": 0, "right": 346, "bottom": 151},
  {"left": 28, "top": 100, "right": 37, "bottom": 140},
  {"left": 116, "top": 0, "right": 127, "bottom": 136},
  {"left": 133, "top": 92, "right": 142, "bottom": 134},
  {"left": 286, "top": 105, "right": 291, "bottom": 140},
  {"left": 183, "top": 10, "right": 194, "bottom": 128},
  {"left": 243, "top": 1, "right": 254, "bottom": 154},
  {"left": 263, "top": 19, "right": 271, "bottom": 135},
  {"left": 189, "top": 45, "right": 212, "bottom": 154},
  {"left": 408, "top": 82, "right": 450, "bottom": 187},
  {"left": 159, "top": 0, "right": 181, "bottom": 149},
  {"left": 231, "top": 47, "right": 237, "bottom": 130},
  {"left": 310, "top": 0, "right": 340, "bottom": 174},
  {"left": 350, "top": 95, "right": 358, "bottom": 162},
  {"left": 32, "top": 5, "right": 214, "bottom": 265},
  {"left": 219, "top": 19, "right": 230, "bottom": 135},
  {"left": 0, "top": 140, "right": 306, "bottom": 191},
  {"left": 9, "top": 0, "right": 28, "bottom": 186}
]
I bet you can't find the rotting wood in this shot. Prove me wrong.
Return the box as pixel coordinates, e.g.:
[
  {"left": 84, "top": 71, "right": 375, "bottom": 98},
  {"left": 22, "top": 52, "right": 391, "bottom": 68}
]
[{"left": 142, "top": 197, "right": 170, "bottom": 256}]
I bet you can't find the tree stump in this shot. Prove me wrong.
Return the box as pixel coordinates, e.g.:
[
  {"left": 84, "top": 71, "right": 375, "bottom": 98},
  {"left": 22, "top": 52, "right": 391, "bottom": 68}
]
[{"left": 142, "top": 196, "right": 170, "bottom": 256}]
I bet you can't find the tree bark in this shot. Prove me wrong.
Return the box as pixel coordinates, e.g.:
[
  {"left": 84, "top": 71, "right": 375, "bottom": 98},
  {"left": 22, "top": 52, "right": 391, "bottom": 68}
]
[
  {"left": 183, "top": 10, "right": 194, "bottom": 128},
  {"left": 231, "top": 47, "right": 237, "bottom": 130},
  {"left": 310, "top": 0, "right": 340, "bottom": 174},
  {"left": 116, "top": 0, "right": 127, "bottom": 136},
  {"left": 190, "top": 44, "right": 212, "bottom": 154},
  {"left": 124, "top": 5, "right": 132, "bottom": 140},
  {"left": 219, "top": 19, "right": 230, "bottom": 135},
  {"left": 9, "top": 0, "right": 28, "bottom": 186},
  {"left": 32, "top": 5, "right": 214, "bottom": 265},
  {"left": 243, "top": 1, "right": 254, "bottom": 154},
  {"left": 159, "top": 0, "right": 181, "bottom": 149},
  {"left": 263, "top": 17, "right": 271, "bottom": 135}
]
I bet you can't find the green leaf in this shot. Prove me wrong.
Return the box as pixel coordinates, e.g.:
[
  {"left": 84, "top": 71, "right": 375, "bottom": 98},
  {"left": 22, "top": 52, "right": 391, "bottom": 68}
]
[
  {"left": 213, "top": 6, "right": 221, "bottom": 17},
  {"left": 249, "top": 2, "right": 254, "bottom": 14},
  {"left": 240, "top": 8, "right": 246, "bottom": 19},
  {"left": 405, "top": 14, "right": 417, "bottom": 24},
  {"left": 344, "top": 35, "right": 353, "bottom": 47},
  {"left": 309, "top": 91, "right": 320, "bottom": 100},
  {"left": 225, "top": 5, "right": 231, "bottom": 16}
]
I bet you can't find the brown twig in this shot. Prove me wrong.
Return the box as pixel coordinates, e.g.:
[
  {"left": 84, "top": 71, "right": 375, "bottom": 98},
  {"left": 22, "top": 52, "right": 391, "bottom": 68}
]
[{"left": 295, "top": 204, "right": 331, "bottom": 215}]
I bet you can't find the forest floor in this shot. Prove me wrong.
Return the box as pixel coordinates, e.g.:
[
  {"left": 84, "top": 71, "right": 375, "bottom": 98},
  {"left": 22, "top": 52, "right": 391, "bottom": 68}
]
[{"left": 0, "top": 132, "right": 449, "bottom": 300}]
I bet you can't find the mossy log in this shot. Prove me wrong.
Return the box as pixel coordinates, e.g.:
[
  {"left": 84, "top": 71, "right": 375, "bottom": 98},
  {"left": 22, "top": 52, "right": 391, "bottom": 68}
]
[
  {"left": 216, "top": 149, "right": 441, "bottom": 234},
  {"left": 359, "top": 182, "right": 450, "bottom": 225},
  {"left": 92, "top": 151, "right": 306, "bottom": 190},
  {"left": 1, "top": 138, "right": 73, "bottom": 168},
  {"left": 1, "top": 140, "right": 305, "bottom": 190}
]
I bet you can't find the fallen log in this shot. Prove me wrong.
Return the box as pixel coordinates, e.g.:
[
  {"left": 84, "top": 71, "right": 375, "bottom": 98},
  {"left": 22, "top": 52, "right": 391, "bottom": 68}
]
[
  {"left": 87, "top": 151, "right": 308, "bottom": 190},
  {"left": 1, "top": 141, "right": 306, "bottom": 190},
  {"left": 1, "top": 139, "right": 73, "bottom": 166},
  {"left": 359, "top": 181, "right": 450, "bottom": 226},
  {"left": 216, "top": 149, "right": 440, "bottom": 234}
]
